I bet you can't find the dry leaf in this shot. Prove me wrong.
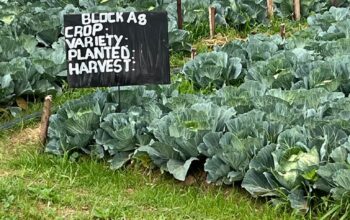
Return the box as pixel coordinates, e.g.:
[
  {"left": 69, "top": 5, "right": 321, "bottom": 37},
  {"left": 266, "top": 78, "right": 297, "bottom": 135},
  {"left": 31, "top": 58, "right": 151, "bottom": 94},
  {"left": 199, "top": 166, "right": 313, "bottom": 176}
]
[{"left": 16, "top": 97, "right": 28, "bottom": 110}]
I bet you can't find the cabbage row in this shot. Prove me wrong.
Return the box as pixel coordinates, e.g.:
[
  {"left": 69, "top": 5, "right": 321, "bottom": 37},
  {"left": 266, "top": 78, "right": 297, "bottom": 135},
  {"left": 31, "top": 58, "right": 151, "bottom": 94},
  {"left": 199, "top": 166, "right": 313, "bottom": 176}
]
[
  {"left": 46, "top": 7, "right": 350, "bottom": 215},
  {"left": 183, "top": 6, "right": 350, "bottom": 91},
  {"left": 46, "top": 84, "right": 350, "bottom": 214},
  {"left": 1, "top": 0, "right": 349, "bottom": 111}
]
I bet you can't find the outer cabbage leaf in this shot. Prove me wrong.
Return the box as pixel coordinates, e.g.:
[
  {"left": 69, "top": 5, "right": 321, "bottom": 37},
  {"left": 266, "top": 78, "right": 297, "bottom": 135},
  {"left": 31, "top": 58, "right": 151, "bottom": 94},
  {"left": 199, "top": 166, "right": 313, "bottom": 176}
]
[
  {"left": 182, "top": 51, "right": 243, "bottom": 89},
  {"left": 46, "top": 91, "right": 110, "bottom": 155}
]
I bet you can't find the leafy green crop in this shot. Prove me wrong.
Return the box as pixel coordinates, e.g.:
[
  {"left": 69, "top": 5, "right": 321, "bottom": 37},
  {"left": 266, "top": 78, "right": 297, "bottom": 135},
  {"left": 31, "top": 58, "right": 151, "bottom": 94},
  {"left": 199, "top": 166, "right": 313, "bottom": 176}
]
[
  {"left": 182, "top": 51, "right": 243, "bottom": 89},
  {"left": 1, "top": 0, "right": 349, "bottom": 114},
  {"left": 44, "top": 7, "right": 350, "bottom": 217}
]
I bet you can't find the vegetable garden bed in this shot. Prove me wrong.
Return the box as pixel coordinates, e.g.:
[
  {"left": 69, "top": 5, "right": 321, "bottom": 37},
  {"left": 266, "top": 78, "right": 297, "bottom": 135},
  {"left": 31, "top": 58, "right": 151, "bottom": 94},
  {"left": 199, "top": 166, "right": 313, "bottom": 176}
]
[{"left": 1, "top": 0, "right": 350, "bottom": 218}]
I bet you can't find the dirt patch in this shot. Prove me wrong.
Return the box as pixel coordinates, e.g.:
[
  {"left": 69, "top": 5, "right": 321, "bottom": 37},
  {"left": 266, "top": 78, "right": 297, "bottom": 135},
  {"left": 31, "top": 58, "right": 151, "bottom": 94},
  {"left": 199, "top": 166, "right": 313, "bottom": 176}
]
[
  {"left": 202, "top": 34, "right": 245, "bottom": 48},
  {"left": 36, "top": 201, "right": 90, "bottom": 218},
  {"left": 57, "top": 207, "right": 80, "bottom": 218},
  {"left": 57, "top": 206, "right": 90, "bottom": 218},
  {"left": 203, "top": 35, "right": 230, "bottom": 47},
  {"left": 9, "top": 125, "right": 40, "bottom": 147},
  {"left": 0, "top": 124, "right": 41, "bottom": 160},
  {"left": 0, "top": 169, "right": 12, "bottom": 177},
  {"left": 125, "top": 188, "right": 135, "bottom": 196}
]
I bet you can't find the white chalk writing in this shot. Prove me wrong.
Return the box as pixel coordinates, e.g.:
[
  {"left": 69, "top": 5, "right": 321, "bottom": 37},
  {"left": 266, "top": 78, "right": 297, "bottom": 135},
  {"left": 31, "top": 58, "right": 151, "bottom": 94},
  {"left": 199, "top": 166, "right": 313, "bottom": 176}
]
[{"left": 65, "top": 12, "right": 145, "bottom": 75}]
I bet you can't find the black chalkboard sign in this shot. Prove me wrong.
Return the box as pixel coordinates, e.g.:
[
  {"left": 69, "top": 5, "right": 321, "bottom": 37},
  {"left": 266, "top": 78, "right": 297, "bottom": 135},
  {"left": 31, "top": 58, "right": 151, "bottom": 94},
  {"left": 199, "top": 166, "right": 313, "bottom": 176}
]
[{"left": 64, "top": 12, "right": 170, "bottom": 88}]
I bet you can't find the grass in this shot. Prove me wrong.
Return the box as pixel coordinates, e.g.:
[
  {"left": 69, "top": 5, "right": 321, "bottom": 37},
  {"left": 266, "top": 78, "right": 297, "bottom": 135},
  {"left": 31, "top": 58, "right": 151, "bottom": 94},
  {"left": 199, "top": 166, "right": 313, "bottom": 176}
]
[{"left": 0, "top": 130, "right": 300, "bottom": 219}]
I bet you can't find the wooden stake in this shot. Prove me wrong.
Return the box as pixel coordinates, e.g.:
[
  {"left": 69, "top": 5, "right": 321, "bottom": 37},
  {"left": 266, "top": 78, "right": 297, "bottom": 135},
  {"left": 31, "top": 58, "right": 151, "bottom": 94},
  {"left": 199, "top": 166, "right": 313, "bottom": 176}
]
[
  {"left": 39, "top": 95, "right": 52, "bottom": 146},
  {"left": 280, "top": 23, "right": 286, "bottom": 39},
  {"left": 177, "top": 0, "right": 182, "bottom": 29},
  {"left": 191, "top": 48, "right": 197, "bottom": 59},
  {"left": 293, "top": 0, "right": 301, "bottom": 21},
  {"left": 209, "top": 6, "right": 216, "bottom": 39},
  {"left": 267, "top": 0, "right": 274, "bottom": 19}
]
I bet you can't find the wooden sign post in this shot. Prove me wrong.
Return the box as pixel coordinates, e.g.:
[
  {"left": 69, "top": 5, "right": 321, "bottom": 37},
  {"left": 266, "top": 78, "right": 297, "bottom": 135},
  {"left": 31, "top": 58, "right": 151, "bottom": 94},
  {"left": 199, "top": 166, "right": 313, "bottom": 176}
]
[
  {"left": 293, "top": 0, "right": 301, "bottom": 21},
  {"left": 177, "top": 0, "right": 183, "bottom": 29},
  {"left": 209, "top": 6, "right": 216, "bottom": 39},
  {"left": 64, "top": 12, "right": 170, "bottom": 88},
  {"left": 267, "top": 0, "right": 274, "bottom": 19},
  {"left": 191, "top": 48, "right": 197, "bottom": 60},
  {"left": 39, "top": 95, "right": 52, "bottom": 147},
  {"left": 280, "top": 23, "right": 286, "bottom": 39}
]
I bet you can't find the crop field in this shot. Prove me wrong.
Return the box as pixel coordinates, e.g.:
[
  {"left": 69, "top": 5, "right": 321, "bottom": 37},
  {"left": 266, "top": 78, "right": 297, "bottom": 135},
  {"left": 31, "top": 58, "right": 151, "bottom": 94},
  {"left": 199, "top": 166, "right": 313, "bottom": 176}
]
[{"left": 1, "top": 0, "right": 350, "bottom": 219}]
